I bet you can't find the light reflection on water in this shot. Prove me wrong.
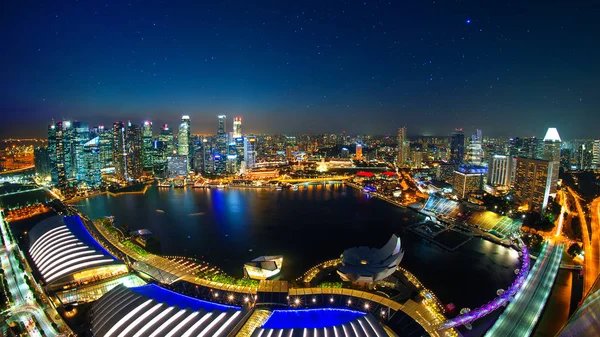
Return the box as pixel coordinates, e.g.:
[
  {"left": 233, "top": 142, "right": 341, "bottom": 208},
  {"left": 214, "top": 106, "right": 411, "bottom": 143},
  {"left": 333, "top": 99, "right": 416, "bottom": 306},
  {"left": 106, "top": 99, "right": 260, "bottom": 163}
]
[{"left": 76, "top": 185, "right": 519, "bottom": 309}]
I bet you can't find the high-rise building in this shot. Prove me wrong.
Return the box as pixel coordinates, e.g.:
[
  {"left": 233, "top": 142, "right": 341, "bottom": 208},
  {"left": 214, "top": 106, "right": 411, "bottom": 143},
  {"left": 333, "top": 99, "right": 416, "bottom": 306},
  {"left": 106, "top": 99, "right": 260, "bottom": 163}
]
[
  {"left": 487, "top": 154, "right": 513, "bottom": 187},
  {"left": 397, "top": 127, "right": 409, "bottom": 167},
  {"left": 112, "top": 121, "right": 127, "bottom": 179},
  {"left": 450, "top": 129, "right": 465, "bottom": 164},
  {"left": 244, "top": 135, "right": 257, "bottom": 169},
  {"left": 177, "top": 115, "right": 191, "bottom": 171},
  {"left": 126, "top": 122, "right": 143, "bottom": 180},
  {"left": 466, "top": 129, "right": 483, "bottom": 165},
  {"left": 233, "top": 117, "right": 242, "bottom": 138},
  {"left": 83, "top": 137, "right": 102, "bottom": 188},
  {"left": 542, "top": 127, "right": 561, "bottom": 196},
  {"left": 142, "top": 121, "right": 154, "bottom": 172},
  {"left": 72, "top": 121, "right": 90, "bottom": 183},
  {"left": 513, "top": 157, "right": 552, "bottom": 213},
  {"left": 47, "top": 123, "right": 58, "bottom": 184},
  {"left": 215, "top": 115, "right": 228, "bottom": 174},
  {"left": 155, "top": 124, "right": 174, "bottom": 176},
  {"left": 452, "top": 165, "right": 485, "bottom": 199},
  {"left": 96, "top": 126, "right": 113, "bottom": 169},
  {"left": 592, "top": 140, "right": 600, "bottom": 169},
  {"left": 34, "top": 146, "right": 51, "bottom": 180},
  {"left": 355, "top": 143, "right": 363, "bottom": 160}
]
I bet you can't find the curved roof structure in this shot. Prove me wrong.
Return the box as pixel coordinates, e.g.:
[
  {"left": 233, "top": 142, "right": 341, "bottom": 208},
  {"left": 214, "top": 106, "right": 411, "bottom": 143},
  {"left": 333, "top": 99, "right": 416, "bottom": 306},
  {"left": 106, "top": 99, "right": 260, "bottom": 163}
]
[
  {"left": 91, "top": 284, "right": 243, "bottom": 337},
  {"left": 28, "top": 215, "right": 122, "bottom": 285},
  {"left": 338, "top": 234, "right": 404, "bottom": 283},
  {"left": 253, "top": 309, "right": 387, "bottom": 337}
]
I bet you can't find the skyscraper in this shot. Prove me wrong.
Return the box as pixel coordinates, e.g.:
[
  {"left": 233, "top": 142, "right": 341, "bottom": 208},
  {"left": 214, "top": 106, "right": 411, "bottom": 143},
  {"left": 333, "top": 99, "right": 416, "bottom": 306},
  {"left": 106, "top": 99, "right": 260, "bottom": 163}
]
[
  {"left": 98, "top": 126, "right": 113, "bottom": 169},
  {"left": 452, "top": 165, "right": 485, "bottom": 199},
  {"left": 466, "top": 129, "right": 483, "bottom": 165},
  {"left": 244, "top": 135, "right": 257, "bottom": 169},
  {"left": 397, "top": 127, "right": 409, "bottom": 167},
  {"left": 233, "top": 117, "right": 242, "bottom": 138},
  {"left": 215, "top": 115, "right": 228, "bottom": 174},
  {"left": 542, "top": 127, "right": 561, "bottom": 196},
  {"left": 177, "top": 115, "right": 191, "bottom": 172},
  {"left": 513, "top": 157, "right": 552, "bottom": 213},
  {"left": 487, "top": 154, "right": 513, "bottom": 187},
  {"left": 592, "top": 140, "right": 600, "bottom": 169},
  {"left": 126, "top": 122, "right": 143, "bottom": 180},
  {"left": 83, "top": 137, "right": 102, "bottom": 188},
  {"left": 355, "top": 143, "right": 363, "bottom": 160},
  {"left": 142, "top": 121, "right": 154, "bottom": 172},
  {"left": 34, "top": 146, "right": 51, "bottom": 180},
  {"left": 72, "top": 121, "right": 90, "bottom": 183},
  {"left": 112, "top": 121, "right": 126, "bottom": 179},
  {"left": 450, "top": 129, "right": 465, "bottom": 164},
  {"left": 47, "top": 123, "right": 58, "bottom": 184}
]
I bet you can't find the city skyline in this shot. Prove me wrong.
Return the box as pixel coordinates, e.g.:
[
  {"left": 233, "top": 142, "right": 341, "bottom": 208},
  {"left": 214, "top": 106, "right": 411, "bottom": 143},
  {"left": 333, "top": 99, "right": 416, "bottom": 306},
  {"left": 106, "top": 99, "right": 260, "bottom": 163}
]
[{"left": 2, "top": 1, "right": 600, "bottom": 139}]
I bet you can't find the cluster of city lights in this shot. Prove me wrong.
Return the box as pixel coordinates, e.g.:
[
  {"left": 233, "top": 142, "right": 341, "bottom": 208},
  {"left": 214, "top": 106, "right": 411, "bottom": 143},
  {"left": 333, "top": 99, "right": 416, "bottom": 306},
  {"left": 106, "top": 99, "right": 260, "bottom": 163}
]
[{"left": 439, "top": 240, "right": 531, "bottom": 329}]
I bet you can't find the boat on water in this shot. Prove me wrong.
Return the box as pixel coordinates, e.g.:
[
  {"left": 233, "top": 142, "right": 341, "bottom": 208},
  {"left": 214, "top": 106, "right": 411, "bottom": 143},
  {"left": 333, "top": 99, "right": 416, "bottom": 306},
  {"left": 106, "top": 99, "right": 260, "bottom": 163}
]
[
  {"left": 291, "top": 185, "right": 299, "bottom": 191},
  {"left": 157, "top": 180, "right": 172, "bottom": 188}
]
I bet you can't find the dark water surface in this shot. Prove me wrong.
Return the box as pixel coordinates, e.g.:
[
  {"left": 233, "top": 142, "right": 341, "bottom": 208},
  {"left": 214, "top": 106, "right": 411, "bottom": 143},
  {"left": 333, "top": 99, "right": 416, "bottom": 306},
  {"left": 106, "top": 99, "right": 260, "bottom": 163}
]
[{"left": 74, "top": 184, "right": 519, "bottom": 310}]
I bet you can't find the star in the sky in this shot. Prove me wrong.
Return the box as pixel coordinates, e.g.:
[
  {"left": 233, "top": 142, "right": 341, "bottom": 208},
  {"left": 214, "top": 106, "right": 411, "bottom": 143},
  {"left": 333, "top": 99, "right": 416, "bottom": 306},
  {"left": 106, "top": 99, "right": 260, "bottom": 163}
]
[{"left": 466, "top": 19, "right": 472, "bottom": 24}]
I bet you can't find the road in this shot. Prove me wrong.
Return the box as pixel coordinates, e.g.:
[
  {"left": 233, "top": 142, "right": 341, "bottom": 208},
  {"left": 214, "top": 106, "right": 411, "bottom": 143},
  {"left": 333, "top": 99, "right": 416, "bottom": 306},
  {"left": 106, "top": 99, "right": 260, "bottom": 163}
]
[
  {"left": 567, "top": 187, "right": 599, "bottom": 294},
  {"left": 0, "top": 211, "right": 60, "bottom": 336},
  {"left": 485, "top": 241, "right": 564, "bottom": 337}
]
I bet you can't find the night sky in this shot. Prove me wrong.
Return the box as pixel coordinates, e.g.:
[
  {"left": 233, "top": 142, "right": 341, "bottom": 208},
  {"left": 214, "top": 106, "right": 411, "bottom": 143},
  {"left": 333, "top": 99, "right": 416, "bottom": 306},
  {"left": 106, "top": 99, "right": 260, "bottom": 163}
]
[{"left": 1, "top": 0, "right": 599, "bottom": 139}]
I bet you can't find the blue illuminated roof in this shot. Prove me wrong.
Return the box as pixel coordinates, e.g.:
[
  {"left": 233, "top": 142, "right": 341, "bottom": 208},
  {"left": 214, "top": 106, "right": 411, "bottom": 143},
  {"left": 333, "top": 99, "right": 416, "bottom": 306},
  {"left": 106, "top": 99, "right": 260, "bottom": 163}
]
[
  {"left": 262, "top": 309, "right": 366, "bottom": 329},
  {"left": 130, "top": 284, "right": 240, "bottom": 312},
  {"left": 63, "top": 215, "right": 116, "bottom": 260}
]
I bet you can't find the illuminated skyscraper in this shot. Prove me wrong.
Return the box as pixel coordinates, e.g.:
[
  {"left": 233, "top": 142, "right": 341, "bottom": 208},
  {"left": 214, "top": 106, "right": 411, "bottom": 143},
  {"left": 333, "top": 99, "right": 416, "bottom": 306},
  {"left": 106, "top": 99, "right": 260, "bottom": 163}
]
[
  {"left": 487, "top": 154, "right": 513, "bottom": 188},
  {"left": 156, "top": 124, "right": 174, "bottom": 176},
  {"left": 126, "top": 122, "right": 143, "bottom": 180},
  {"left": 34, "top": 146, "right": 51, "bottom": 180},
  {"left": 177, "top": 115, "right": 191, "bottom": 171},
  {"left": 97, "top": 126, "right": 113, "bottom": 168},
  {"left": 355, "top": 143, "right": 363, "bottom": 160},
  {"left": 47, "top": 123, "right": 58, "bottom": 184},
  {"left": 72, "top": 121, "right": 90, "bottom": 183},
  {"left": 215, "top": 115, "right": 228, "bottom": 174},
  {"left": 112, "top": 121, "right": 126, "bottom": 179},
  {"left": 452, "top": 165, "right": 485, "bottom": 199},
  {"left": 83, "top": 137, "right": 102, "bottom": 188},
  {"left": 450, "top": 128, "right": 465, "bottom": 164},
  {"left": 466, "top": 129, "right": 483, "bottom": 165},
  {"left": 48, "top": 121, "right": 74, "bottom": 192},
  {"left": 142, "top": 121, "right": 154, "bottom": 172},
  {"left": 513, "top": 157, "right": 552, "bottom": 213},
  {"left": 397, "top": 127, "right": 409, "bottom": 167},
  {"left": 233, "top": 116, "right": 242, "bottom": 138},
  {"left": 592, "top": 140, "right": 600, "bottom": 169},
  {"left": 244, "top": 135, "right": 257, "bottom": 169},
  {"left": 542, "top": 127, "right": 561, "bottom": 196}
]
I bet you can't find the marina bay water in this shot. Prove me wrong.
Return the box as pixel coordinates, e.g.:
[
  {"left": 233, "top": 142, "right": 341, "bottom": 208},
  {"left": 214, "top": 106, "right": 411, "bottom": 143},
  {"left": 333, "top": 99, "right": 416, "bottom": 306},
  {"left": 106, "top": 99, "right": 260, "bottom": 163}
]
[{"left": 75, "top": 184, "right": 519, "bottom": 310}]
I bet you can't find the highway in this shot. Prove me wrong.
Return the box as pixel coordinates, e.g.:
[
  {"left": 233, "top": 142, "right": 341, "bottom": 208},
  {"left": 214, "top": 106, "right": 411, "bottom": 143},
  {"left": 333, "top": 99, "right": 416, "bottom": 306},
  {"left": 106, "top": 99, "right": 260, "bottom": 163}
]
[
  {"left": 567, "top": 187, "right": 599, "bottom": 294},
  {"left": 485, "top": 242, "right": 563, "bottom": 337},
  {"left": 0, "top": 212, "right": 59, "bottom": 336}
]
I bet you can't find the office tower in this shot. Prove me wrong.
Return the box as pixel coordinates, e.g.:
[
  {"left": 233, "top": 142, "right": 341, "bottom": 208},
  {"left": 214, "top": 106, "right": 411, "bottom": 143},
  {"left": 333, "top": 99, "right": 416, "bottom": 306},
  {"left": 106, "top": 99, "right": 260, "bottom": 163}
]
[
  {"left": 341, "top": 148, "right": 349, "bottom": 158},
  {"left": 34, "top": 146, "right": 51, "bottom": 179},
  {"left": 487, "top": 154, "right": 513, "bottom": 187},
  {"left": 178, "top": 115, "right": 191, "bottom": 171},
  {"left": 142, "top": 121, "right": 154, "bottom": 172},
  {"left": 215, "top": 115, "right": 228, "bottom": 174},
  {"left": 47, "top": 123, "right": 58, "bottom": 184},
  {"left": 234, "top": 137, "right": 245, "bottom": 166},
  {"left": 466, "top": 129, "right": 483, "bottom": 165},
  {"left": 202, "top": 138, "right": 214, "bottom": 174},
  {"left": 592, "top": 140, "right": 600, "bottom": 169},
  {"left": 436, "top": 163, "right": 456, "bottom": 183},
  {"left": 397, "top": 127, "right": 409, "bottom": 167},
  {"left": 233, "top": 117, "right": 242, "bottom": 138},
  {"left": 126, "top": 122, "right": 143, "bottom": 180},
  {"left": 227, "top": 142, "right": 239, "bottom": 174},
  {"left": 412, "top": 151, "right": 423, "bottom": 169},
  {"left": 450, "top": 129, "right": 465, "bottom": 164},
  {"left": 355, "top": 143, "right": 363, "bottom": 160},
  {"left": 542, "top": 127, "right": 561, "bottom": 196},
  {"left": 112, "top": 121, "right": 127, "bottom": 179},
  {"left": 155, "top": 124, "right": 174, "bottom": 176},
  {"left": 166, "top": 155, "right": 188, "bottom": 178},
  {"left": 244, "top": 135, "right": 257, "bottom": 169},
  {"left": 452, "top": 165, "right": 485, "bottom": 199},
  {"left": 513, "top": 157, "right": 552, "bottom": 213},
  {"left": 83, "top": 137, "right": 102, "bottom": 188},
  {"left": 97, "top": 126, "right": 113, "bottom": 169},
  {"left": 193, "top": 149, "right": 204, "bottom": 174},
  {"left": 72, "top": 121, "right": 90, "bottom": 183}
]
